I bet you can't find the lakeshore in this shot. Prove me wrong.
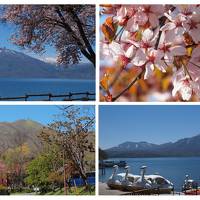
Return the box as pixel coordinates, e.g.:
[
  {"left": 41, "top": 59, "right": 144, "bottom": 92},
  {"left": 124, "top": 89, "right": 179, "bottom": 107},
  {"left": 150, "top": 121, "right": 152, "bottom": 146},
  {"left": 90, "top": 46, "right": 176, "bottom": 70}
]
[{"left": 99, "top": 182, "right": 185, "bottom": 195}]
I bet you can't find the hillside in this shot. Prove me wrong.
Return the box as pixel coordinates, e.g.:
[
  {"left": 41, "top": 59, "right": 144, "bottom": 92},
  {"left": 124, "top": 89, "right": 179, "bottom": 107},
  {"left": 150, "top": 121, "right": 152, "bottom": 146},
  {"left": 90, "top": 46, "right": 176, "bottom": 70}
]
[
  {"left": 104, "top": 134, "right": 200, "bottom": 158},
  {"left": 0, "top": 48, "right": 95, "bottom": 79},
  {"left": 0, "top": 120, "right": 44, "bottom": 155}
]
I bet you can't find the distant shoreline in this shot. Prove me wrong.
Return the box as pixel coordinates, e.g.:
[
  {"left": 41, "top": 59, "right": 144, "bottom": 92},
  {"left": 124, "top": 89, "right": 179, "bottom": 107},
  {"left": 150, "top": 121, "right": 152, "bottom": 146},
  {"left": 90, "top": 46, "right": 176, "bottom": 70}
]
[{"left": 105, "top": 155, "right": 200, "bottom": 159}]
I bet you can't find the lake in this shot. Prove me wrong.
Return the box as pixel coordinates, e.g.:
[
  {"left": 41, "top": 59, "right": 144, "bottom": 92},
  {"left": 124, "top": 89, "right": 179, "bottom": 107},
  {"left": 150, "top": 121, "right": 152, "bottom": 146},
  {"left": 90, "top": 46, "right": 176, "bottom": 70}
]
[
  {"left": 99, "top": 157, "right": 200, "bottom": 191},
  {"left": 0, "top": 79, "right": 95, "bottom": 101}
]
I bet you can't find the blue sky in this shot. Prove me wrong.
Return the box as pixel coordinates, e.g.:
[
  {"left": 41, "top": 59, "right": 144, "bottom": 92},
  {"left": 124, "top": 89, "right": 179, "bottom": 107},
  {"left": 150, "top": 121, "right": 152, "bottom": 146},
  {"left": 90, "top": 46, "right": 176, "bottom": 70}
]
[
  {"left": 0, "top": 105, "right": 95, "bottom": 126},
  {"left": 0, "top": 21, "right": 89, "bottom": 63},
  {"left": 99, "top": 105, "right": 200, "bottom": 149},
  {"left": 0, "top": 23, "right": 57, "bottom": 61}
]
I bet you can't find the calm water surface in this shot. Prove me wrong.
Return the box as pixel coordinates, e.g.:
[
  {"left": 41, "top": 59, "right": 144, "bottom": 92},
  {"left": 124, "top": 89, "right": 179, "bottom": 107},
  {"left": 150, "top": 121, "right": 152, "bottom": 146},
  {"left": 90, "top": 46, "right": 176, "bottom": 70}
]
[
  {"left": 0, "top": 79, "right": 95, "bottom": 101},
  {"left": 99, "top": 157, "right": 200, "bottom": 191}
]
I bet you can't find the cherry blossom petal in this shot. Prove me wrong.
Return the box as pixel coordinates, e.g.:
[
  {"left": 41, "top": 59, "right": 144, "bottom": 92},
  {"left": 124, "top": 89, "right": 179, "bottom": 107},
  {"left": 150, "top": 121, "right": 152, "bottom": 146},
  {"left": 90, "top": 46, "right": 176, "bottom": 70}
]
[
  {"left": 109, "top": 42, "right": 124, "bottom": 56},
  {"left": 117, "top": 6, "right": 127, "bottom": 19},
  {"left": 160, "top": 22, "right": 176, "bottom": 31},
  {"left": 156, "top": 60, "right": 167, "bottom": 72},
  {"left": 191, "top": 46, "right": 200, "bottom": 58},
  {"left": 149, "top": 13, "right": 159, "bottom": 28},
  {"left": 172, "top": 81, "right": 182, "bottom": 97},
  {"left": 144, "top": 62, "right": 154, "bottom": 79},
  {"left": 126, "top": 17, "right": 139, "bottom": 32},
  {"left": 170, "top": 46, "right": 186, "bottom": 56},
  {"left": 164, "top": 52, "right": 174, "bottom": 64},
  {"left": 150, "top": 5, "right": 165, "bottom": 14},
  {"left": 180, "top": 83, "right": 193, "bottom": 100},
  {"left": 175, "top": 27, "right": 185, "bottom": 35},
  {"left": 132, "top": 49, "right": 147, "bottom": 66},
  {"left": 189, "top": 28, "right": 200, "bottom": 43},
  {"left": 155, "top": 50, "right": 164, "bottom": 61},
  {"left": 124, "top": 45, "right": 135, "bottom": 58},
  {"left": 142, "top": 29, "right": 153, "bottom": 42},
  {"left": 134, "top": 11, "right": 148, "bottom": 26},
  {"left": 191, "top": 81, "right": 200, "bottom": 98}
]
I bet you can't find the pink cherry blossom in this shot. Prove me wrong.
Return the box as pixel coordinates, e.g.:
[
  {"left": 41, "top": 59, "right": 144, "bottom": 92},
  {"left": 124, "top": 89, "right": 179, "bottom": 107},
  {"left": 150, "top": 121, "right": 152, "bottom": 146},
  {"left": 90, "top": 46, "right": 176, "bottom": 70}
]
[
  {"left": 161, "top": 12, "right": 186, "bottom": 36},
  {"left": 158, "top": 32, "right": 186, "bottom": 66},
  {"left": 132, "top": 48, "right": 166, "bottom": 79},
  {"left": 142, "top": 5, "right": 165, "bottom": 28},
  {"left": 172, "top": 47, "right": 200, "bottom": 100},
  {"left": 101, "top": 4, "right": 200, "bottom": 101},
  {"left": 182, "top": 14, "right": 200, "bottom": 43},
  {"left": 101, "top": 41, "right": 136, "bottom": 67},
  {"left": 172, "top": 66, "right": 200, "bottom": 100},
  {"left": 140, "top": 28, "right": 159, "bottom": 49}
]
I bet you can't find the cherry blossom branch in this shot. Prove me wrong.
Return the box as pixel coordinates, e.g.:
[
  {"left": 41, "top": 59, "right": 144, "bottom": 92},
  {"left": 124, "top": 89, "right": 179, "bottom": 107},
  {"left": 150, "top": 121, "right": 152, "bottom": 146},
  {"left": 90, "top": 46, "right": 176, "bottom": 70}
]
[
  {"left": 114, "top": 26, "right": 125, "bottom": 41},
  {"left": 155, "top": 16, "right": 167, "bottom": 49},
  {"left": 112, "top": 68, "right": 145, "bottom": 101}
]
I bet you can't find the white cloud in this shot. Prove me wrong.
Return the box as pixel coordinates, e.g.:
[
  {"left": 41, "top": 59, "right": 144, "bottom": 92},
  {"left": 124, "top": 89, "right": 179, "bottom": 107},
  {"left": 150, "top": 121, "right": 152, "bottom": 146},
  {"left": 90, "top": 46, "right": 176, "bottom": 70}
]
[{"left": 39, "top": 56, "right": 57, "bottom": 64}]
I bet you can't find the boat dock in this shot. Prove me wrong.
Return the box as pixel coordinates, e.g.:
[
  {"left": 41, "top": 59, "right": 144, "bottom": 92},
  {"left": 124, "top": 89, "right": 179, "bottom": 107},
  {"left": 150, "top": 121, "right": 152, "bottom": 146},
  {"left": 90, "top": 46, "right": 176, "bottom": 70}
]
[
  {"left": 99, "top": 182, "right": 131, "bottom": 195},
  {"left": 99, "top": 182, "right": 185, "bottom": 195},
  {"left": 99, "top": 160, "right": 127, "bottom": 168}
]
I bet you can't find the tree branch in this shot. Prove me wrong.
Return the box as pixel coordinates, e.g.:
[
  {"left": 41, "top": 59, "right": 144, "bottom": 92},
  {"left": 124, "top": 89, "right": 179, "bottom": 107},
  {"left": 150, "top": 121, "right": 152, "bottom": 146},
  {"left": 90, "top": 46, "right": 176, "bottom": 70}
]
[
  {"left": 68, "top": 7, "right": 95, "bottom": 67},
  {"left": 112, "top": 69, "right": 144, "bottom": 102},
  {"left": 55, "top": 7, "right": 95, "bottom": 66}
]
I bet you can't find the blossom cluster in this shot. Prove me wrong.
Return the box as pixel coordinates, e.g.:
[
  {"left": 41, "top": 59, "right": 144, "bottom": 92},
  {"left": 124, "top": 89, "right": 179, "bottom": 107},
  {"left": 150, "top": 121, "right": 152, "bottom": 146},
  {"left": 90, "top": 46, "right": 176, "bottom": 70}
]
[{"left": 101, "top": 5, "right": 200, "bottom": 101}]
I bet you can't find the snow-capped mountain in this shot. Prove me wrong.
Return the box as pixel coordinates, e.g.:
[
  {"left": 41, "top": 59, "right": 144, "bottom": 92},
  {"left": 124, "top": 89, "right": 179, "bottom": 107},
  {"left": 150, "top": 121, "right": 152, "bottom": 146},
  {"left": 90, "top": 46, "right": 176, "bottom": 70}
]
[
  {"left": 0, "top": 47, "right": 95, "bottom": 79},
  {"left": 105, "top": 134, "right": 200, "bottom": 158}
]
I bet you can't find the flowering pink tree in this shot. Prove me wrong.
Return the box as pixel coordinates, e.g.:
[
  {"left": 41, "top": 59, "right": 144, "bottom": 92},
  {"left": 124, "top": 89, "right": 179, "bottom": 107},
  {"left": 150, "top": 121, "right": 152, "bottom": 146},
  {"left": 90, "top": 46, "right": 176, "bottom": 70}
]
[
  {"left": 1, "top": 5, "right": 95, "bottom": 67},
  {"left": 100, "top": 5, "right": 200, "bottom": 101}
]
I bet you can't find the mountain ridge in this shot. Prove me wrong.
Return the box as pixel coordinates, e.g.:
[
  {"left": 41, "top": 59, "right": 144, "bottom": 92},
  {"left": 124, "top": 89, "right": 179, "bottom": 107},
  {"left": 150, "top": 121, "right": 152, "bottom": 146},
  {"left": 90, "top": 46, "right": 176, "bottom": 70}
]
[
  {"left": 0, "top": 47, "right": 95, "bottom": 79},
  {"left": 104, "top": 134, "right": 200, "bottom": 158}
]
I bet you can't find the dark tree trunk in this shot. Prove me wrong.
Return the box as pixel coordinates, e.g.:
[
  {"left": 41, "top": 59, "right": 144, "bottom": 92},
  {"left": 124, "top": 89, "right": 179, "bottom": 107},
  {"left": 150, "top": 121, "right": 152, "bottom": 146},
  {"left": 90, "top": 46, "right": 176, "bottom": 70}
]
[{"left": 55, "top": 8, "right": 95, "bottom": 68}]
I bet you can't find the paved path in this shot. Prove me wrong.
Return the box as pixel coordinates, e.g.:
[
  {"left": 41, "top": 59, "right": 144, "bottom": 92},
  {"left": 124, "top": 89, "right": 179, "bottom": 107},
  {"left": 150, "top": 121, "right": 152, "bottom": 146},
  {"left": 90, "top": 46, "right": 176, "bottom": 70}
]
[
  {"left": 99, "top": 182, "right": 131, "bottom": 195},
  {"left": 99, "top": 182, "right": 184, "bottom": 196}
]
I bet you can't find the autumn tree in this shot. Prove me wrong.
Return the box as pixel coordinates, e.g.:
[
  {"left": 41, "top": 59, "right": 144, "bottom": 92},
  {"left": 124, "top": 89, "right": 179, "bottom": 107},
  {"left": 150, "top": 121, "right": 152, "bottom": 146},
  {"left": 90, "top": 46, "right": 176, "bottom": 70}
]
[
  {"left": 40, "top": 105, "right": 95, "bottom": 189},
  {"left": 2, "top": 144, "right": 31, "bottom": 191},
  {"left": 1, "top": 5, "right": 95, "bottom": 67}
]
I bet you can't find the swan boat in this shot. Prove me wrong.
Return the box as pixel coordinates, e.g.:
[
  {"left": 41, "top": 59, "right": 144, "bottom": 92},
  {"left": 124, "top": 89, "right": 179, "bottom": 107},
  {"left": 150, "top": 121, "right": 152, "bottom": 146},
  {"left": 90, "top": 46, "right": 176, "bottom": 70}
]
[
  {"left": 107, "top": 165, "right": 139, "bottom": 190},
  {"left": 121, "top": 166, "right": 152, "bottom": 191},
  {"left": 107, "top": 165, "right": 174, "bottom": 194},
  {"left": 145, "top": 174, "right": 174, "bottom": 194}
]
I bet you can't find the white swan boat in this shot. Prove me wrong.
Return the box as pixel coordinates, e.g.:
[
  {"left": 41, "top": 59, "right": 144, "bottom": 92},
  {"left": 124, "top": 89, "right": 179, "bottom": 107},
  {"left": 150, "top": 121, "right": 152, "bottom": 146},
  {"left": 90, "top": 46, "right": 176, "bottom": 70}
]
[
  {"left": 107, "top": 165, "right": 123, "bottom": 189},
  {"left": 145, "top": 174, "right": 174, "bottom": 194},
  {"left": 107, "top": 165, "right": 174, "bottom": 194},
  {"left": 121, "top": 166, "right": 152, "bottom": 192},
  {"left": 107, "top": 165, "right": 139, "bottom": 190},
  {"left": 121, "top": 166, "right": 141, "bottom": 191}
]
